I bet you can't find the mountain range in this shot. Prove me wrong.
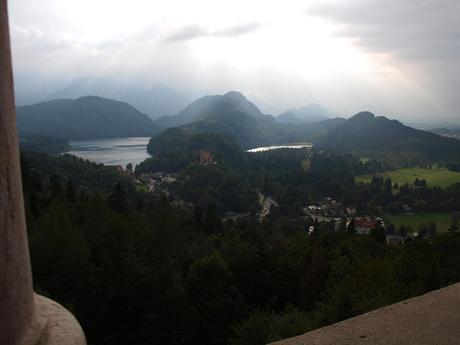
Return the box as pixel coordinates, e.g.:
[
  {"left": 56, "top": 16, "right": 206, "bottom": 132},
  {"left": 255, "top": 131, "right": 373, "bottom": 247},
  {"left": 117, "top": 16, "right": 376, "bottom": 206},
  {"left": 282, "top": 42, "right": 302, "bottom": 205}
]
[{"left": 16, "top": 90, "right": 460, "bottom": 159}]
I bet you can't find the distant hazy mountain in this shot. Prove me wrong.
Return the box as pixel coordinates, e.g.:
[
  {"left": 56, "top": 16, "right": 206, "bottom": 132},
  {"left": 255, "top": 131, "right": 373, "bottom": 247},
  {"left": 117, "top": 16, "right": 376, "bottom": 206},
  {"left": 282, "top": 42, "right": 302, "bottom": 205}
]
[
  {"left": 17, "top": 96, "right": 156, "bottom": 140},
  {"left": 277, "top": 103, "right": 334, "bottom": 124},
  {"left": 46, "top": 77, "right": 192, "bottom": 119},
  {"left": 13, "top": 73, "right": 66, "bottom": 106},
  {"left": 430, "top": 127, "right": 460, "bottom": 135},
  {"left": 316, "top": 111, "right": 460, "bottom": 158}
]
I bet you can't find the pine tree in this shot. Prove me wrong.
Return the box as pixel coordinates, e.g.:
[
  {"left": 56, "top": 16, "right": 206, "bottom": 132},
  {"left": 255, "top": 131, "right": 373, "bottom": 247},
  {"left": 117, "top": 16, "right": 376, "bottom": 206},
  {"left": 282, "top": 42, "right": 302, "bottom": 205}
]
[
  {"left": 204, "top": 202, "right": 223, "bottom": 235},
  {"left": 108, "top": 183, "right": 129, "bottom": 214}
]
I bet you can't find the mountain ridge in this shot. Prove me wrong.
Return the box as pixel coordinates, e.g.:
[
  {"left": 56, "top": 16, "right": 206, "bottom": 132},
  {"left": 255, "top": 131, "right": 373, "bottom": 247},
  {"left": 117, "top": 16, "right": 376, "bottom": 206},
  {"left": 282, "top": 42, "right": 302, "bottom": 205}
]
[
  {"left": 17, "top": 96, "right": 157, "bottom": 140},
  {"left": 316, "top": 111, "right": 460, "bottom": 158}
]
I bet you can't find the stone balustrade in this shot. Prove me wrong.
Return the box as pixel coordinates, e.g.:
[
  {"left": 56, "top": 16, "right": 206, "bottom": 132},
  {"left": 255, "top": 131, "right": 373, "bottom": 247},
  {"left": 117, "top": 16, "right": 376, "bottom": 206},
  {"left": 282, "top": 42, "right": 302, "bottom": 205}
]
[
  {"left": 0, "top": 1, "right": 86, "bottom": 344},
  {"left": 270, "top": 282, "right": 460, "bottom": 345}
]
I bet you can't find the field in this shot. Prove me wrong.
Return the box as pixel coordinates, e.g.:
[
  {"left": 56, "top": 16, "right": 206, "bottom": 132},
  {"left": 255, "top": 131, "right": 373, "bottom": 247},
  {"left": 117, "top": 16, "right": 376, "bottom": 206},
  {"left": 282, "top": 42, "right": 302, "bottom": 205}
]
[
  {"left": 387, "top": 212, "right": 455, "bottom": 233},
  {"left": 356, "top": 167, "right": 460, "bottom": 189}
]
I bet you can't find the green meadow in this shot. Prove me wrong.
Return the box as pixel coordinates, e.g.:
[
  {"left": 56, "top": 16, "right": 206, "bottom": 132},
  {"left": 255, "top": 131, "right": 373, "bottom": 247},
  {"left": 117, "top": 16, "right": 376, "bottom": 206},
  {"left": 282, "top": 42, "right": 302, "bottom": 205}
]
[
  {"left": 356, "top": 167, "right": 460, "bottom": 189},
  {"left": 387, "top": 212, "right": 456, "bottom": 233}
]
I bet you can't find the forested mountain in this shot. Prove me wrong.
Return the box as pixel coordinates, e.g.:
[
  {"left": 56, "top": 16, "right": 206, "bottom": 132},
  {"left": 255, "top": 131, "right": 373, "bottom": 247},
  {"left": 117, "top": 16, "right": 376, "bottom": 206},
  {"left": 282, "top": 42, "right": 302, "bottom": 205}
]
[
  {"left": 153, "top": 92, "right": 344, "bottom": 149},
  {"left": 17, "top": 96, "right": 157, "bottom": 140},
  {"left": 277, "top": 103, "right": 334, "bottom": 124},
  {"left": 46, "top": 77, "right": 192, "bottom": 119},
  {"left": 154, "top": 91, "right": 285, "bottom": 148},
  {"left": 156, "top": 91, "right": 269, "bottom": 128},
  {"left": 316, "top": 111, "right": 460, "bottom": 158},
  {"left": 139, "top": 129, "right": 245, "bottom": 173}
]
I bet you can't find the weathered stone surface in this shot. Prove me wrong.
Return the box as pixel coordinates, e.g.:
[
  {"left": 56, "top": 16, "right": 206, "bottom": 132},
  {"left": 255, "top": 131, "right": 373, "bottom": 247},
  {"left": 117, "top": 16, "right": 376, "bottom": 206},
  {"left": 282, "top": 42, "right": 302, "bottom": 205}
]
[
  {"left": 270, "top": 282, "right": 460, "bottom": 345},
  {"left": 19, "top": 294, "right": 86, "bottom": 345},
  {"left": 1, "top": 1, "right": 87, "bottom": 344},
  {"left": 0, "top": 0, "right": 35, "bottom": 343}
]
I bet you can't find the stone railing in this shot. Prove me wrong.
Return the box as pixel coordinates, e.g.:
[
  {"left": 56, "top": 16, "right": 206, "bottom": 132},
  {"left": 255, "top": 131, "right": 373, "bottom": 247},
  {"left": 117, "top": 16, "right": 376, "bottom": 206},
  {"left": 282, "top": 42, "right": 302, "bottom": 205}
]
[
  {"left": 0, "top": 1, "right": 86, "bottom": 344},
  {"left": 270, "top": 282, "right": 460, "bottom": 345}
]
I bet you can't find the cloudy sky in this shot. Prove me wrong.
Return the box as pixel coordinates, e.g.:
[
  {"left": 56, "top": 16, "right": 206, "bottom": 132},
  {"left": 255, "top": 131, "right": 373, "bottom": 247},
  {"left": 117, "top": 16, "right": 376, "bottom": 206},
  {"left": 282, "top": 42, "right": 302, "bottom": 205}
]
[{"left": 8, "top": 0, "right": 460, "bottom": 123}]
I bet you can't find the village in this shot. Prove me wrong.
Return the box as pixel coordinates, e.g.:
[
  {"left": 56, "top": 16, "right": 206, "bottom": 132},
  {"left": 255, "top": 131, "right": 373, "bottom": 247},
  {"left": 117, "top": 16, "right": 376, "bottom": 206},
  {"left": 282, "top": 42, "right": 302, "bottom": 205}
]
[
  {"left": 304, "top": 197, "right": 419, "bottom": 244},
  {"left": 123, "top": 149, "right": 419, "bottom": 245}
]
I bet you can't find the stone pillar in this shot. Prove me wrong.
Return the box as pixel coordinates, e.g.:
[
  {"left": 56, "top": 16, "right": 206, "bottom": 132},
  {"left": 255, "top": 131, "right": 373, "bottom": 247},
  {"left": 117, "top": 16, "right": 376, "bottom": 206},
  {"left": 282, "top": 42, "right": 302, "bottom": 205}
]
[
  {"left": 0, "top": 1, "right": 86, "bottom": 344},
  {"left": 0, "top": 0, "right": 35, "bottom": 343}
]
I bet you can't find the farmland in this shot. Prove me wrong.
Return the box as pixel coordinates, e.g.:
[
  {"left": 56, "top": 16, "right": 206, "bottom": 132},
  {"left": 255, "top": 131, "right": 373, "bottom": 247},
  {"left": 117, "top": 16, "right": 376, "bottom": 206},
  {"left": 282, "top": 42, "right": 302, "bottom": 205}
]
[
  {"left": 356, "top": 167, "right": 460, "bottom": 189},
  {"left": 387, "top": 212, "right": 457, "bottom": 233}
]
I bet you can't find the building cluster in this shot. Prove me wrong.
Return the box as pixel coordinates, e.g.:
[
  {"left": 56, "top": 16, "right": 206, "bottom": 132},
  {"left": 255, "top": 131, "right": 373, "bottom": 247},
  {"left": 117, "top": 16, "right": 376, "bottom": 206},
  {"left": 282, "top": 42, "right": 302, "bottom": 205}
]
[
  {"left": 305, "top": 197, "right": 357, "bottom": 221},
  {"left": 304, "top": 198, "right": 418, "bottom": 244},
  {"left": 136, "top": 172, "right": 178, "bottom": 195}
]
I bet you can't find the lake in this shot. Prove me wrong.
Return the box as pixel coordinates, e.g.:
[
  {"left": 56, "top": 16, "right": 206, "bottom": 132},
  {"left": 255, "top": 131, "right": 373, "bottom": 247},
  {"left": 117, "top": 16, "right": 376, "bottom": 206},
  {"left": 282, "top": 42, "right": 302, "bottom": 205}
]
[
  {"left": 67, "top": 138, "right": 312, "bottom": 168},
  {"left": 68, "top": 137, "right": 151, "bottom": 168},
  {"left": 247, "top": 143, "right": 312, "bottom": 152}
]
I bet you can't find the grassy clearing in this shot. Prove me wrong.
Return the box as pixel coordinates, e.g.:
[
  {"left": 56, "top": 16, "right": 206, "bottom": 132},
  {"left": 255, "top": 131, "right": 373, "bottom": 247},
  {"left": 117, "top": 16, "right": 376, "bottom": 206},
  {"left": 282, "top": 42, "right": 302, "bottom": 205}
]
[
  {"left": 387, "top": 212, "right": 456, "bottom": 233},
  {"left": 136, "top": 183, "right": 149, "bottom": 193},
  {"left": 356, "top": 167, "right": 460, "bottom": 189}
]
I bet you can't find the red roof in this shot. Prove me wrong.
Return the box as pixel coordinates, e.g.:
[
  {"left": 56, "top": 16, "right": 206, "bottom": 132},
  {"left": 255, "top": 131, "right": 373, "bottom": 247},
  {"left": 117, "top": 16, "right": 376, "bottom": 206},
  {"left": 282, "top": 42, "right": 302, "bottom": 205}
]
[{"left": 355, "top": 219, "right": 377, "bottom": 229}]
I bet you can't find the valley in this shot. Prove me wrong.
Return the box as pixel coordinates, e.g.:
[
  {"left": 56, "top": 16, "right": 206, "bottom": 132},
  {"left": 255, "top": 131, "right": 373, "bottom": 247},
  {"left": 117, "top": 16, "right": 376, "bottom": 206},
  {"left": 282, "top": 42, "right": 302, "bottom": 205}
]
[{"left": 14, "top": 89, "right": 460, "bottom": 345}]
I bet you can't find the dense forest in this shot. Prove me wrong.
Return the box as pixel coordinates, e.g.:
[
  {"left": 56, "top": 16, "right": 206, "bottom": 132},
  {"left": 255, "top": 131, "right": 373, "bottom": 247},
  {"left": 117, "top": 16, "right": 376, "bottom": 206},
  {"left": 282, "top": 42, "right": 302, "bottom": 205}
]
[{"left": 21, "top": 147, "right": 460, "bottom": 345}]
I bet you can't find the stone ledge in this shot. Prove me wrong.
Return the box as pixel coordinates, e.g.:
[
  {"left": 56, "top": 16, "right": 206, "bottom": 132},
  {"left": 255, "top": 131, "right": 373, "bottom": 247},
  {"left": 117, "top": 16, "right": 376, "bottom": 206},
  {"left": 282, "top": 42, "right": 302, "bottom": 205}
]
[
  {"left": 270, "top": 282, "right": 460, "bottom": 345},
  {"left": 19, "top": 294, "right": 86, "bottom": 345}
]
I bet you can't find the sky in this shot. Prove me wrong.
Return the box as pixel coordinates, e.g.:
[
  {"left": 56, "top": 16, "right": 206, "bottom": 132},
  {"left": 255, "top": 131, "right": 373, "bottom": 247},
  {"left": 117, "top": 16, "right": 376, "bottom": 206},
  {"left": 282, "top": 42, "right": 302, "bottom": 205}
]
[{"left": 8, "top": 0, "right": 460, "bottom": 124}]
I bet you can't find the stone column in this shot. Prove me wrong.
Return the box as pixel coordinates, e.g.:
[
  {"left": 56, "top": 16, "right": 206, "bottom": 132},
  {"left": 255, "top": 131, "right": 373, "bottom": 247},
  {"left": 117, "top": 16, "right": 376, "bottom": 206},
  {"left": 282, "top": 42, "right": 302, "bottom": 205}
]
[
  {"left": 0, "top": 0, "right": 35, "bottom": 343},
  {"left": 0, "top": 1, "right": 86, "bottom": 344}
]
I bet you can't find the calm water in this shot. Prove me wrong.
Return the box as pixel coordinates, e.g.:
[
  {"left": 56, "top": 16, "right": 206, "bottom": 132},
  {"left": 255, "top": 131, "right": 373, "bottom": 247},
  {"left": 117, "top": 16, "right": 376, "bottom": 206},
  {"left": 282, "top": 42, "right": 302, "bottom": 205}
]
[
  {"left": 247, "top": 143, "right": 312, "bottom": 153},
  {"left": 68, "top": 137, "right": 151, "bottom": 168}
]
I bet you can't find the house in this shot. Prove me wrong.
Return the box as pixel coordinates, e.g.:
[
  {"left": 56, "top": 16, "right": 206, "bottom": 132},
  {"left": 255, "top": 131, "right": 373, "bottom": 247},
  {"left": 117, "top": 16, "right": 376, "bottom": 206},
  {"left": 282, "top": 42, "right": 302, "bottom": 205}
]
[{"left": 354, "top": 217, "right": 378, "bottom": 235}]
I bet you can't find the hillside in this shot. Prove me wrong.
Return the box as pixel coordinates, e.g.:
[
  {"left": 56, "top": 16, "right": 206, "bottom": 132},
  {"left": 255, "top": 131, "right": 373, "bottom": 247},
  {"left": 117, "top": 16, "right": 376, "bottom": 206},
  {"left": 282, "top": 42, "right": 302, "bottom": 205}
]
[
  {"left": 154, "top": 91, "right": 343, "bottom": 149},
  {"left": 155, "top": 91, "right": 286, "bottom": 148},
  {"left": 18, "top": 132, "right": 69, "bottom": 154},
  {"left": 17, "top": 96, "right": 157, "bottom": 140},
  {"left": 156, "top": 91, "right": 268, "bottom": 128},
  {"left": 316, "top": 111, "right": 460, "bottom": 158},
  {"left": 138, "top": 128, "right": 245, "bottom": 174}
]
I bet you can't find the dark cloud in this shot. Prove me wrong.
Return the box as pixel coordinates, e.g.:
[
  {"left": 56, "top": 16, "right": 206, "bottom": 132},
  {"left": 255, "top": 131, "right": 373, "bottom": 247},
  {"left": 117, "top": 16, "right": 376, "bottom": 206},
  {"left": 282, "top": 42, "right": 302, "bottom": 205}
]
[
  {"left": 164, "top": 22, "right": 260, "bottom": 43},
  {"left": 308, "top": 0, "right": 460, "bottom": 119},
  {"left": 310, "top": 0, "right": 460, "bottom": 61}
]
